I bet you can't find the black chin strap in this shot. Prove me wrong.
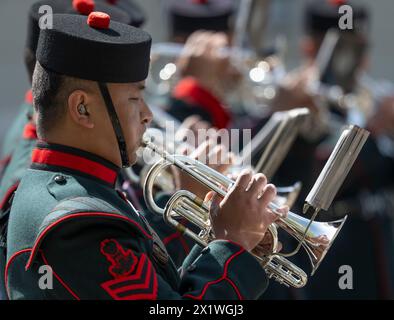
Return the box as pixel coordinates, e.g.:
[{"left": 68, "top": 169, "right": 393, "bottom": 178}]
[{"left": 98, "top": 82, "right": 130, "bottom": 168}]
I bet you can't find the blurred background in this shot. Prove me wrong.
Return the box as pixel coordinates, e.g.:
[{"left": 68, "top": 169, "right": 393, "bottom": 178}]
[{"left": 0, "top": 0, "right": 393, "bottom": 152}]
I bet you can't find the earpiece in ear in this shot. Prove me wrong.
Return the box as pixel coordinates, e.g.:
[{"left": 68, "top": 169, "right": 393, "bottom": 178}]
[{"left": 78, "top": 104, "right": 87, "bottom": 115}]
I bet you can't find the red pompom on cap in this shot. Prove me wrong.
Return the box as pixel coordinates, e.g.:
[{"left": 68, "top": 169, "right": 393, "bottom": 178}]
[
  {"left": 328, "top": 0, "right": 347, "bottom": 6},
  {"left": 73, "top": 0, "right": 95, "bottom": 15},
  {"left": 87, "top": 11, "right": 111, "bottom": 29}
]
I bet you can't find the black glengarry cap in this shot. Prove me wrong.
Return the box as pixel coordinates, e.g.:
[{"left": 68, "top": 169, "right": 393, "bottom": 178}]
[
  {"left": 36, "top": 13, "right": 152, "bottom": 83},
  {"left": 26, "top": 0, "right": 131, "bottom": 53}
]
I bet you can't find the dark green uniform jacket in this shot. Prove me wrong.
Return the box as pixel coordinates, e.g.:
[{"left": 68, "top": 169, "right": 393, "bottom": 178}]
[
  {"left": 0, "top": 90, "right": 33, "bottom": 180},
  {"left": 0, "top": 122, "right": 37, "bottom": 300},
  {"left": 0, "top": 122, "right": 198, "bottom": 297},
  {"left": 120, "top": 179, "right": 196, "bottom": 269},
  {"left": 0, "top": 122, "right": 37, "bottom": 212},
  {"left": 5, "top": 142, "right": 268, "bottom": 300}
]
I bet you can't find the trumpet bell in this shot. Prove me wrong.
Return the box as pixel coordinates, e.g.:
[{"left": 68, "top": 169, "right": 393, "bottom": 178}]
[
  {"left": 309, "top": 217, "right": 348, "bottom": 275},
  {"left": 278, "top": 211, "right": 347, "bottom": 276}
]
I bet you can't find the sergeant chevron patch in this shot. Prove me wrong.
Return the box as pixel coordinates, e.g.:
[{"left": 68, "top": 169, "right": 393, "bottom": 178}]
[{"left": 100, "top": 239, "right": 158, "bottom": 300}]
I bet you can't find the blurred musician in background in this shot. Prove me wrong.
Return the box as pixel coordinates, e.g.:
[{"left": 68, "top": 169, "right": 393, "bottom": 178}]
[
  {"left": 158, "top": 0, "right": 239, "bottom": 130},
  {"left": 266, "top": 0, "right": 394, "bottom": 299}
]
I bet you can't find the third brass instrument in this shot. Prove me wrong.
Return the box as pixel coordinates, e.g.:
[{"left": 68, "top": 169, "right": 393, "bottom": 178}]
[{"left": 141, "top": 125, "right": 370, "bottom": 288}]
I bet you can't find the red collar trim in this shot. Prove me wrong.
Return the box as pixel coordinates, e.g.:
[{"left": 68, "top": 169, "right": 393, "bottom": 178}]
[
  {"left": 25, "top": 89, "right": 33, "bottom": 105},
  {"left": 172, "top": 77, "right": 231, "bottom": 129},
  {"left": 31, "top": 142, "right": 120, "bottom": 187},
  {"left": 22, "top": 122, "right": 38, "bottom": 140}
]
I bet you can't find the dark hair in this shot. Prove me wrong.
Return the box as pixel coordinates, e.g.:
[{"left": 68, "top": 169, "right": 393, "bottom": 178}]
[
  {"left": 24, "top": 47, "right": 36, "bottom": 83},
  {"left": 32, "top": 62, "right": 69, "bottom": 137}
]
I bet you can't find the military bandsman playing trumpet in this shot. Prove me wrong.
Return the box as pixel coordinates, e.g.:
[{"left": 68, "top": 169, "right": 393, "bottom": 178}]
[{"left": 3, "top": 11, "right": 288, "bottom": 300}]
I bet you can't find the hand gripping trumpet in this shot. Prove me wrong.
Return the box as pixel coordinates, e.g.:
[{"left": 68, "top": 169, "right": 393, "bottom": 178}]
[{"left": 142, "top": 125, "right": 369, "bottom": 288}]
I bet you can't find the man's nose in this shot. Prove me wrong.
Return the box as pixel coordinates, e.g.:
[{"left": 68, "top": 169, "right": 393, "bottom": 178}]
[{"left": 141, "top": 100, "right": 153, "bottom": 125}]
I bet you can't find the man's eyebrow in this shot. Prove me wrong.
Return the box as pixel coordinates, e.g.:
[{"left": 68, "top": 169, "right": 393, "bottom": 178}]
[{"left": 138, "top": 84, "right": 146, "bottom": 90}]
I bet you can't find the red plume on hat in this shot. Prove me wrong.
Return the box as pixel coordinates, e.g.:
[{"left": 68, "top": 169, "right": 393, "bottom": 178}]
[{"left": 73, "top": 0, "right": 95, "bottom": 15}]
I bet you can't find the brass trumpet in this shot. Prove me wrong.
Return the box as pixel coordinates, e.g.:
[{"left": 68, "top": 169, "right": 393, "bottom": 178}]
[
  {"left": 142, "top": 141, "right": 336, "bottom": 287},
  {"left": 141, "top": 125, "right": 369, "bottom": 288}
]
